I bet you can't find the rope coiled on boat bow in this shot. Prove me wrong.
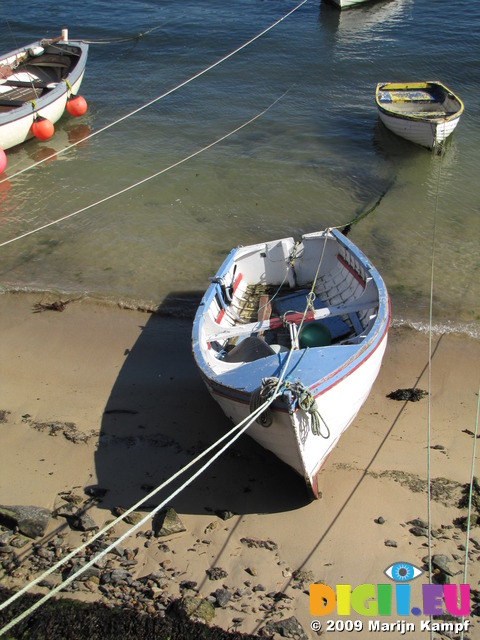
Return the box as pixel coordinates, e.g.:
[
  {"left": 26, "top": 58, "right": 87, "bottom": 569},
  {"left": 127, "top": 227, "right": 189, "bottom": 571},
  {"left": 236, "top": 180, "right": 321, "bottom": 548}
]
[
  {"left": 250, "top": 377, "right": 278, "bottom": 427},
  {"left": 250, "top": 378, "right": 330, "bottom": 438},
  {"left": 291, "top": 383, "right": 329, "bottom": 438}
]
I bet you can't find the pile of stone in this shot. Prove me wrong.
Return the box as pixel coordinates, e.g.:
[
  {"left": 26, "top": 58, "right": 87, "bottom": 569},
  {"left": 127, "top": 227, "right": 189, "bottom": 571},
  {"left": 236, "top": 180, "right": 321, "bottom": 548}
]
[{"left": 0, "top": 492, "right": 310, "bottom": 640}]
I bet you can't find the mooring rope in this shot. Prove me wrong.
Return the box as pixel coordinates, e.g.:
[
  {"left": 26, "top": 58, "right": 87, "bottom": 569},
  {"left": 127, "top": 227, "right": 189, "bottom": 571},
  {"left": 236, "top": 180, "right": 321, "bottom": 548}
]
[
  {"left": 425, "top": 144, "right": 446, "bottom": 640},
  {"left": 341, "top": 178, "right": 396, "bottom": 236},
  {"left": 0, "top": 389, "right": 283, "bottom": 636},
  {"left": 460, "top": 384, "right": 480, "bottom": 640},
  {"left": 0, "top": 0, "right": 309, "bottom": 187},
  {"left": 0, "top": 89, "right": 291, "bottom": 249},
  {"left": 0, "top": 321, "right": 300, "bottom": 635},
  {"left": 80, "top": 19, "right": 183, "bottom": 45}
]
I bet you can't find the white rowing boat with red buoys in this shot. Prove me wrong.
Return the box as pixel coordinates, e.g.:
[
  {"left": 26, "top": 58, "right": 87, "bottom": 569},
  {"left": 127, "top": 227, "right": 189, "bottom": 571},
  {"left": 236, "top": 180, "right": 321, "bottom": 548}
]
[
  {"left": 192, "top": 228, "right": 390, "bottom": 498},
  {"left": 0, "top": 29, "right": 88, "bottom": 172}
]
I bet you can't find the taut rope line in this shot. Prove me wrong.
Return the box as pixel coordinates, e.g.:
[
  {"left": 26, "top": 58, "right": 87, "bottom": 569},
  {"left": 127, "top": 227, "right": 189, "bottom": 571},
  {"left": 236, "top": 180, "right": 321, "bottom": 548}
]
[
  {"left": 0, "top": 392, "right": 283, "bottom": 635},
  {"left": 0, "top": 0, "right": 309, "bottom": 186},
  {"left": 0, "top": 90, "right": 291, "bottom": 249},
  {"left": 426, "top": 144, "right": 450, "bottom": 640},
  {"left": 0, "top": 328, "right": 300, "bottom": 635},
  {"left": 460, "top": 384, "right": 480, "bottom": 640}
]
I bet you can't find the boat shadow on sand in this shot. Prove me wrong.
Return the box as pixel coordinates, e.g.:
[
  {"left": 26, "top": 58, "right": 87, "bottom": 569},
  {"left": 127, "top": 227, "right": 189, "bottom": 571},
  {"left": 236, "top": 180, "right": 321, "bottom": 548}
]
[{"left": 93, "top": 292, "right": 310, "bottom": 518}]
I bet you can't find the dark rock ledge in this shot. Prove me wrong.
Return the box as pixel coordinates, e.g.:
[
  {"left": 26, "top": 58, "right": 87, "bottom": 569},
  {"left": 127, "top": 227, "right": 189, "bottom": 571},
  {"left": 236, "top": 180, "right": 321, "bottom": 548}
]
[{"left": 0, "top": 586, "right": 270, "bottom": 640}]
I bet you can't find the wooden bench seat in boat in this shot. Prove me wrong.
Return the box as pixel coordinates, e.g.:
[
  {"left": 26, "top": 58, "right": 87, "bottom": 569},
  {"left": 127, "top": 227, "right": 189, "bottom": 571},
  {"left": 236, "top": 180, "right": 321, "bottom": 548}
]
[
  {"left": 24, "top": 54, "right": 71, "bottom": 69},
  {"left": 0, "top": 84, "right": 42, "bottom": 107},
  {"left": 0, "top": 79, "right": 53, "bottom": 89}
]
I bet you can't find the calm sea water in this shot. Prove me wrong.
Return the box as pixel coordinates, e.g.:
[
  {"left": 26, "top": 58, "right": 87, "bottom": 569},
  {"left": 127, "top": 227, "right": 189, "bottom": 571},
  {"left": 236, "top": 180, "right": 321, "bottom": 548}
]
[{"left": 0, "top": 0, "right": 479, "bottom": 336}]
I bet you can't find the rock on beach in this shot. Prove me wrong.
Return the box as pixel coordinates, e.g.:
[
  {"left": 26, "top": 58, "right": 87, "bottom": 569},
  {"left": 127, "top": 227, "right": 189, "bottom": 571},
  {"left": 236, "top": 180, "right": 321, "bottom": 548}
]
[{"left": 0, "top": 505, "right": 51, "bottom": 539}]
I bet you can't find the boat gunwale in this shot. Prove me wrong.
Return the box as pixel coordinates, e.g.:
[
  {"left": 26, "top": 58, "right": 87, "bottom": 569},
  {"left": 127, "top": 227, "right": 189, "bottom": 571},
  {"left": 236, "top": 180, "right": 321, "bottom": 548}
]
[
  {"left": 192, "top": 229, "right": 391, "bottom": 409},
  {"left": 375, "top": 80, "right": 464, "bottom": 124},
  {"left": 0, "top": 38, "right": 89, "bottom": 127}
]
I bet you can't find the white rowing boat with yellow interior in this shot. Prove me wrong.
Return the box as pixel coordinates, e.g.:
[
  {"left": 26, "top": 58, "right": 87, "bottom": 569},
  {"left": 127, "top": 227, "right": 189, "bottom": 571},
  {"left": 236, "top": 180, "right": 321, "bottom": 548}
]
[{"left": 375, "top": 81, "right": 464, "bottom": 149}]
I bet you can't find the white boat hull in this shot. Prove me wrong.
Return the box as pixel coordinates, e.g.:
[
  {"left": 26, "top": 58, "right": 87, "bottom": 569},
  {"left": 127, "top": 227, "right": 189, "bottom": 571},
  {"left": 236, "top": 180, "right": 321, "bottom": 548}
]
[
  {"left": 192, "top": 229, "right": 390, "bottom": 498},
  {"left": 203, "top": 330, "right": 388, "bottom": 497},
  {"left": 377, "top": 109, "right": 461, "bottom": 149},
  {"left": 0, "top": 72, "right": 85, "bottom": 150},
  {"left": 0, "top": 34, "right": 88, "bottom": 151},
  {"left": 329, "top": 0, "right": 374, "bottom": 8},
  {"left": 376, "top": 81, "right": 464, "bottom": 150}
]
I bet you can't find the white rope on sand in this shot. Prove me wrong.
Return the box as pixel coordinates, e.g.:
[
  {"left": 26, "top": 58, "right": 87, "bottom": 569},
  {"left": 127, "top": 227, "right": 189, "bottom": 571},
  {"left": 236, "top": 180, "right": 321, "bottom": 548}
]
[
  {"left": 0, "top": 390, "right": 283, "bottom": 636},
  {"left": 0, "top": 0, "right": 309, "bottom": 187},
  {"left": 459, "top": 385, "right": 480, "bottom": 640},
  {"left": 0, "top": 303, "right": 304, "bottom": 635}
]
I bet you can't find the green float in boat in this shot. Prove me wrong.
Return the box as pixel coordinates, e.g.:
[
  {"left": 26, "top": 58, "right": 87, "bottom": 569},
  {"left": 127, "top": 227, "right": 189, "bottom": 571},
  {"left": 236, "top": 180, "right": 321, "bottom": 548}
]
[{"left": 299, "top": 322, "right": 332, "bottom": 348}]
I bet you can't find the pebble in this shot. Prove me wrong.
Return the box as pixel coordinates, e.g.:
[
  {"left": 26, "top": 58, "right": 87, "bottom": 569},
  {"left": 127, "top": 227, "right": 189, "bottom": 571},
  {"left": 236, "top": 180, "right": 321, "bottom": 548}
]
[
  {"left": 409, "top": 526, "right": 428, "bottom": 537},
  {"left": 261, "top": 616, "right": 308, "bottom": 640},
  {"left": 431, "top": 554, "right": 456, "bottom": 576},
  {"left": 214, "top": 588, "right": 232, "bottom": 607},
  {"left": 0, "top": 504, "right": 51, "bottom": 539},
  {"left": 206, "top": 567, "right": 228, "bottom": 581}
]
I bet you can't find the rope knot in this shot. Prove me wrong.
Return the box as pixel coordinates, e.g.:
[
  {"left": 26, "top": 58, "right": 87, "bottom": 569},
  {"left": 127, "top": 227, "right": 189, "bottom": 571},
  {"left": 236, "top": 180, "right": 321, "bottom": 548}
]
[
  {"left": 306, "top": 290, "right": 316, "bottom": 311},
  {"left": 298, "top": 388, "right": 315, "bottom": 412},
  {"left": 286, "top": 382, "right": 330, "bottom": 438},
  {"left": 250, "top": 377, "right": 280, "bottom": 427}
]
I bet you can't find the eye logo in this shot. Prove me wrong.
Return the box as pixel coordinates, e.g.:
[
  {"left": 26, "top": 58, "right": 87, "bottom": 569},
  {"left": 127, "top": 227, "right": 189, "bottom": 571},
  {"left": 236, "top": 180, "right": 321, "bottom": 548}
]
[{"left": 384, "top": 562, "right": 424, "bottom": 582}]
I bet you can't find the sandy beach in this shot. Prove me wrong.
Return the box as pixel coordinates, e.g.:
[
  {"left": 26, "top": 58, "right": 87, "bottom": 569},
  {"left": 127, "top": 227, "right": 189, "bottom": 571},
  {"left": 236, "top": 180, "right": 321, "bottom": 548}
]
[{"left": 1, "top": 291, "right": 479, "bottom": 639}]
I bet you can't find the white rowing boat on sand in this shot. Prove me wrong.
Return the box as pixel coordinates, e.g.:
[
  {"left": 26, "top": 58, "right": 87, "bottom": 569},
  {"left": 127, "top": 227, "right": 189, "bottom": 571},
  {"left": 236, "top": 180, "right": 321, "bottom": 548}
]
[{"left": 192, "top": 228, "right": 390, "bottom": 497}]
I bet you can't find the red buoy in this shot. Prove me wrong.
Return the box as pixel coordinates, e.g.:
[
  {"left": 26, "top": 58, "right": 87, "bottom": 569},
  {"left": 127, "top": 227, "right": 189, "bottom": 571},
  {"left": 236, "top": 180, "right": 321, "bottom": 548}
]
[
  {"left": 66, "top": 95, "right": 88, "bottom": 117},
  {"left": 31, "top": 117, "right": 54, "bottom": 141},
  {"left": 0, "top": 149, "right": 7, "bottom": 174}
]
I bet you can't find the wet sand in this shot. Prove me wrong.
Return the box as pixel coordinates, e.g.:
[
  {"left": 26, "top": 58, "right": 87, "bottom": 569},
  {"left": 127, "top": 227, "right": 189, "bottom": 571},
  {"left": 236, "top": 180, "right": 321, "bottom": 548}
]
[{"left": 1, "top": 292, "right": 479, "bottom": 638}]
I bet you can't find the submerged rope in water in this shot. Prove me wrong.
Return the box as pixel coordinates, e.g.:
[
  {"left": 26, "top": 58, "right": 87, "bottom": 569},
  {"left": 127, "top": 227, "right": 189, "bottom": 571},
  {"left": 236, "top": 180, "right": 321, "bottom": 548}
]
[
  {"left": 0, "top": 89, "right": 291, "bottom": 249},
  {"left": 0, "top": 0, "right": 309, "bottom": 186},
  {"left": 341, "top": 178, "right": 396, "bottom": 236},
  {"left": 80, "top": 18, "right": 183, "bottom": 44}
]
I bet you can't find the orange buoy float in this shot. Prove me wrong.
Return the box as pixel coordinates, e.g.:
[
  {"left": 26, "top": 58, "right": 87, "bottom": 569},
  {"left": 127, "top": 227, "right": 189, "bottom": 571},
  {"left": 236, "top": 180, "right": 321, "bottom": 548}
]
[
  {"left": 0, "top": 149, "right": 7, "bottom": 174},
  {"left": 31, "top": 116, "right": 54, "bottom": 141},
  {"left": 66, "top": 95, "right": 88, "bottom": 117}
]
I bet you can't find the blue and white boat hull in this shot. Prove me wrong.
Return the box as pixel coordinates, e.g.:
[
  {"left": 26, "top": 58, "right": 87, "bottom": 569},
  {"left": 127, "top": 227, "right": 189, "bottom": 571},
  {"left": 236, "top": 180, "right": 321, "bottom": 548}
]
[{"left": 192, "top": 229, "right": 390, "bottom": 497}]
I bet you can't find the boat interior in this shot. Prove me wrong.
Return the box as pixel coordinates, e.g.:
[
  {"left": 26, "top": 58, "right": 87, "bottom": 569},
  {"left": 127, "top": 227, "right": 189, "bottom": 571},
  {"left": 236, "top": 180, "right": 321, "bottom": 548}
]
[
  {"left": 377, "top": 83, "right": 461, "bottom": 118},
  {"left": 0, "top": 44, "right": 79, "bottom": 111},
  {"left": 203, "top": 236, "right": 380, "bottom": 364}
]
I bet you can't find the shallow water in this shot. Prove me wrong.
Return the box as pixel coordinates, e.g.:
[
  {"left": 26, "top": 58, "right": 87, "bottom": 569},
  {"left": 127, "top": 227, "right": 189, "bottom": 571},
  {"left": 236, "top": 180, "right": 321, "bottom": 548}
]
[{"left": 0, "top": 0, "right": 479, "bottom": 336}]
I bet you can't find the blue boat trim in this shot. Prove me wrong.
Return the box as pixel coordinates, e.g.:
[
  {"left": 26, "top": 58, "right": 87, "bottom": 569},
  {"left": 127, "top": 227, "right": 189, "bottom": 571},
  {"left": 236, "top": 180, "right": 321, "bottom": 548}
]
[{"left": 192, "top": 228, "right": 391, "bottom": 417}]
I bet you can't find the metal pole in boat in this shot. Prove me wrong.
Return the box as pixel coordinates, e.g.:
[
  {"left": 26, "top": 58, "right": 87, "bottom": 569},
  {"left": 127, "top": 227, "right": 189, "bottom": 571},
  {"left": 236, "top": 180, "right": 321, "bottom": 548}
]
[{"left": 62, "top": 28, "right": 68, "bottom": 42}]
